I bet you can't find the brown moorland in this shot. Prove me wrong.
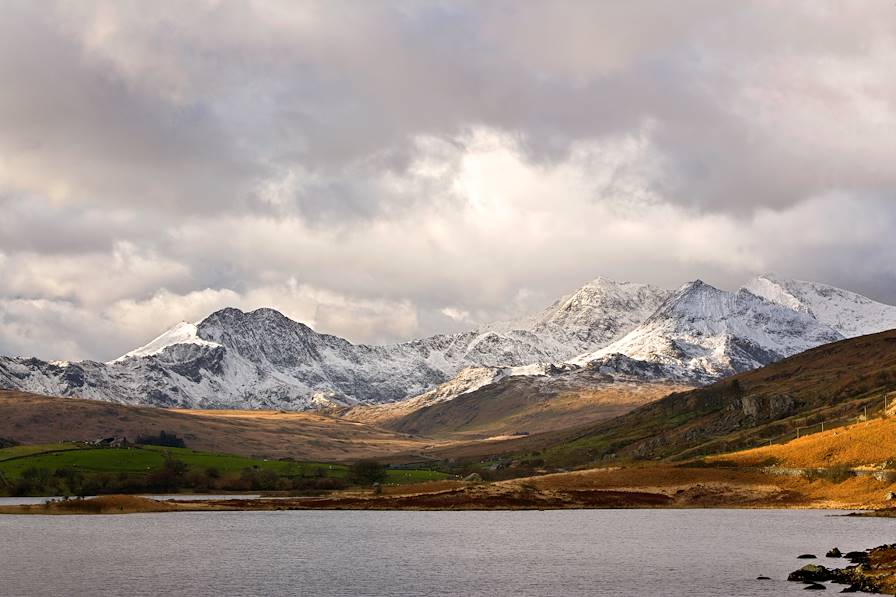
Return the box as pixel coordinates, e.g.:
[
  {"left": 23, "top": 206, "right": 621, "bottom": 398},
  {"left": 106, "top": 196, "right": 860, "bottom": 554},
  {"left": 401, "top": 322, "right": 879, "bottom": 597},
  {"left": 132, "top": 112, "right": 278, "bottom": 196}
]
[{"left": 0, "top": 390, "right": 438, "bottom": 462}]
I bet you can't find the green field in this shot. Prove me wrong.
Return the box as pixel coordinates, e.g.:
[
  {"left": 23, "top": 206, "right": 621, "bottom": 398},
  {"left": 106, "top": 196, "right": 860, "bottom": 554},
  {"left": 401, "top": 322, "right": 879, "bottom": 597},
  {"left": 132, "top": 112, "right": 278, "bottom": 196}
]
[
  {"left": 0, "top": 443, "right": 80, "bottom": 462},
  {"left": 0, "top": 443, "right": 450, "bottom": 495}
]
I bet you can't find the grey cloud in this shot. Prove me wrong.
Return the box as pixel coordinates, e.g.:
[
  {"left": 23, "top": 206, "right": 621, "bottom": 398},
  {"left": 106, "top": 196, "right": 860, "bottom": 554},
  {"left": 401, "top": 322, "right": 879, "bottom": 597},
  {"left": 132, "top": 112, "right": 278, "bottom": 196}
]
[{"left": 1, "top": 1, "right": 896, "bottom": 360}]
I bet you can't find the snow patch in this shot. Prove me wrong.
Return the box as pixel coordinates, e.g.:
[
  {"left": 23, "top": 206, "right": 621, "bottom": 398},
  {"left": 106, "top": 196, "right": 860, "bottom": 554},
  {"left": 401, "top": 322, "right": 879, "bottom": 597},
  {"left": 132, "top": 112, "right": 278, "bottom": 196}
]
[{"left": 111, "top": 321, "right": 221, "bottom": 363}]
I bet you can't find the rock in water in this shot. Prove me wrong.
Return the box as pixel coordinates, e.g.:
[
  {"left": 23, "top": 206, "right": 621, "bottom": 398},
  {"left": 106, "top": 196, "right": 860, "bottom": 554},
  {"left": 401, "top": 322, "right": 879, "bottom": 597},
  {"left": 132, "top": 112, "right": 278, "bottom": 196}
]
[
  {"left": 825, "top": 548, "right": 841, "bottom": 558},
  {"left": 843, "top": 551, "right": 868, "bottom": 564},
  {"left": 803, "top": 583, "right": 826, "bottom": 590},
  {"left": 788, "top": 565, "right": 832, "bottom": 583},
  {"left": 798, "top": 554, "right": 819, "bottom": 559}
]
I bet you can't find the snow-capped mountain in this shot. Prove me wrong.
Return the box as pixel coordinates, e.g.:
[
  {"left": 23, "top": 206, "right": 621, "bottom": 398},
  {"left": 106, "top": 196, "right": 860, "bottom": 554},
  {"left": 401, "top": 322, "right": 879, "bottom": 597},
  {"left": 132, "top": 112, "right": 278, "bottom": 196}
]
[
  {"left": 0, "top": 278, "right": 665, "bottom": 409},
  {"left": 744, "top": 274, "right": 896, "bottom": 338},
  {"left": 571, "top": 280, "right": 845, "bottom": 382},
  {"left": 488, "top": 277, "right": 672, "bottom": 356},
  {"left": 1, "top": 274, "right": 894, "bottom": 410}
]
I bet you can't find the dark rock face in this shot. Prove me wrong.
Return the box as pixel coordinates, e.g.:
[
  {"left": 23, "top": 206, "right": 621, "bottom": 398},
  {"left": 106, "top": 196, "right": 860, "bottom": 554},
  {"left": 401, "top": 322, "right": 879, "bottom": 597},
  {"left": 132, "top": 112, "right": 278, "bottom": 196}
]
[
  {"left": 802, "top": 582, "right": 826, "bottom": 590},
  {"left": 826, "top": 548, "right": 842, "bottom": 558},
  {"left": 798, "top": 554, "right": 819, "bottom": 559}
]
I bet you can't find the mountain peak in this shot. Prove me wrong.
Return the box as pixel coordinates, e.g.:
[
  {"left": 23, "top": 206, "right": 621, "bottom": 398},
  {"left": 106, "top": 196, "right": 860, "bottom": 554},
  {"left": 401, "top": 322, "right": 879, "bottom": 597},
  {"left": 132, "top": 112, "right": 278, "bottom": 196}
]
[
  {"left": 585, "top": 276, "right": 627, "bottom": 288},
  {"left": 678, "top": 279, "right": 721, "bottom": 294}
]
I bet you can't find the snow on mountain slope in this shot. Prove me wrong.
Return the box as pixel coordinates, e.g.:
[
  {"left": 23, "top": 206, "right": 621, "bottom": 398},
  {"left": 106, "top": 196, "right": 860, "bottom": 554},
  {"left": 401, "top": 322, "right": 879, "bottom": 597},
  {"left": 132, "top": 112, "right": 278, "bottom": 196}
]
[
  {"left": 572, "top": 280, "right": 845, "bottom": 382},
  {"left": 745, "top": 274, "right": 896, "bottom": 338}
]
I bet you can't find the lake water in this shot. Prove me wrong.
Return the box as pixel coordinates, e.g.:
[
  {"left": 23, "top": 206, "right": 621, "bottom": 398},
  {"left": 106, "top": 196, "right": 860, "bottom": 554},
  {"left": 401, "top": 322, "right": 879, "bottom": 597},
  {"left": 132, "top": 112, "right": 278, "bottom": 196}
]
[{"left": 1, "top": 509, "right": 893, "bottom": 596}]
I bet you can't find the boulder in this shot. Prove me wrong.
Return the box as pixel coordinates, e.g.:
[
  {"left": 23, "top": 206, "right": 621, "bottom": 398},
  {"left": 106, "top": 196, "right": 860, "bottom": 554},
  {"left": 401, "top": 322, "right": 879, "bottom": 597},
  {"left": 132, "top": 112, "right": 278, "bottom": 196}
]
[
  {"left": 463, "top": 473, "right": 483, "bottom": 483},
  {"left": 756, "top": 576, "right": 771, "bottom": 580},
  {"left": 788, "top": 565, "right": 832, "bottom": 583},
  {"left": 803, "top": 583, "right": 826, "bottom": 590},
  {"left": 798, "top": 554, "right": 819, "bottom": 559},
  {"left": 826, "top": 548, "right": 842, "bottom": 558},
  {"left": 843, "top": 551, "right": 868, "bottom": 564}
]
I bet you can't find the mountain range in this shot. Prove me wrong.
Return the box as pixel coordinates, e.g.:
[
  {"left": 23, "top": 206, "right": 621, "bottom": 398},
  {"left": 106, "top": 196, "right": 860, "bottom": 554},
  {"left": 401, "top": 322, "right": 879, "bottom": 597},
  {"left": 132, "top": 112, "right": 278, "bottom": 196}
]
[{"left": 1, "top": 274, "right": 895, "bottom": 410}]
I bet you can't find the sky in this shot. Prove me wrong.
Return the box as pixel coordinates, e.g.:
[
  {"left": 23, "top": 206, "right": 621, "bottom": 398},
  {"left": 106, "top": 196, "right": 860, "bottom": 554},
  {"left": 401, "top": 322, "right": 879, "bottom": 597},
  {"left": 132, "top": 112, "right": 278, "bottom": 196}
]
[{"left": 2, "top": 1, "right": 896, "bottom": 361}]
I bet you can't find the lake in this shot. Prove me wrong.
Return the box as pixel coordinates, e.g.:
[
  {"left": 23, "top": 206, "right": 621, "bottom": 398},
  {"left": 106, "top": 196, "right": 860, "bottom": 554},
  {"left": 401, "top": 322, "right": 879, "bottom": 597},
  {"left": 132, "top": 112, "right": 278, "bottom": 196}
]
[{"left": 1, "top": 509, "right": 892, "bottom": 596}]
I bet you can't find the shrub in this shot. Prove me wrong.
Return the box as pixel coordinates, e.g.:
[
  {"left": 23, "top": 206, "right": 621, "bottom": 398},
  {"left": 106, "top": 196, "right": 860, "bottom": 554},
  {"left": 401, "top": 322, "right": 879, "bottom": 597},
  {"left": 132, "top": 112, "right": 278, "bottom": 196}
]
[{"left": 803, "top": 465, "right": 856, "bottom": 484}]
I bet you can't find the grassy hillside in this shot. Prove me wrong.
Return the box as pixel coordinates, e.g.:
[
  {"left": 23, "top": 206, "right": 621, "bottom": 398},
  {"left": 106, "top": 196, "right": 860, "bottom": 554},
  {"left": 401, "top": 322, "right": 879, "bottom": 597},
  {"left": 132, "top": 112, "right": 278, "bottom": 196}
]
[
  {"left": 0, "top": 442, "right": 449, "bottom": 496},
  {"left": 707, "top": 417, "right": 896, "bottom": 469},
  {"left": 537, "top": 329, "right": 896, "bottom": 468}
]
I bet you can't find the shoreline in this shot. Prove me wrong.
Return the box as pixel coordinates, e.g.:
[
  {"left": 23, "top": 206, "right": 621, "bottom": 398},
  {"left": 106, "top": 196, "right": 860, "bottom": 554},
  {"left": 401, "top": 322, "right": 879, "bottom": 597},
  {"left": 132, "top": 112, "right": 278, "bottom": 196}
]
[
  {"left": 5, "top": 461, "right": 896, "bottom": 515},
  {"left": 0, "top": 491, "right": 884, "bottom": 516}
]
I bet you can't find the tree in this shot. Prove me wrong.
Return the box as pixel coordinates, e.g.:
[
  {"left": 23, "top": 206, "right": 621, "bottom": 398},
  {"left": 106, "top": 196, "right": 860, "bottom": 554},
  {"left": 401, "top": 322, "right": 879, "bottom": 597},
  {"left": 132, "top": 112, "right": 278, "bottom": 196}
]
[
  {"left": 348, "top": 460, "right": 387, "bottom": 485},
  {"left": 136, "top": 430, "right": 186, "bottom": 448},
  {"left": 146, "top": 454, "right": 188, "bottom": 492}
]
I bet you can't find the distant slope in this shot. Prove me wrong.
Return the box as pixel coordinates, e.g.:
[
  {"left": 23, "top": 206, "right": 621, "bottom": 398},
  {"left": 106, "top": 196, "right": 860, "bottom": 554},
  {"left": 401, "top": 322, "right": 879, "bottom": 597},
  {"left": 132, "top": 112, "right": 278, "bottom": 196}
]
[
  {"left": 0, "top": 390, "right": 433, "bottom": 462},
  {"left": 343, "top": 368, "right": 686, "bottom": 439},
  {"left": 544, "top": 329, "right": 896, "bottom": 467}
]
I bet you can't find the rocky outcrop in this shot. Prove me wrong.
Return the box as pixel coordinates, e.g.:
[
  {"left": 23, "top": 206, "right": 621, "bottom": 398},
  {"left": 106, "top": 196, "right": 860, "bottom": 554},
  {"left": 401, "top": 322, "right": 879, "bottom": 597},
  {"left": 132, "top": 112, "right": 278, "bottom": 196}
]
[{"left": 788, "top": 545, "right": 896, "bottom": 594}]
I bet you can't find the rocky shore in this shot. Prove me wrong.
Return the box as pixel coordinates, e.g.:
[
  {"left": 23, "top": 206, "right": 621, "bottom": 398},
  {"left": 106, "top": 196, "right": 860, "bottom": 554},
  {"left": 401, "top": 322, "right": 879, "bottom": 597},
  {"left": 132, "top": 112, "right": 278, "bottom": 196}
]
[{"left": 788, "top": 545, "right": 896, "bottom": 594}]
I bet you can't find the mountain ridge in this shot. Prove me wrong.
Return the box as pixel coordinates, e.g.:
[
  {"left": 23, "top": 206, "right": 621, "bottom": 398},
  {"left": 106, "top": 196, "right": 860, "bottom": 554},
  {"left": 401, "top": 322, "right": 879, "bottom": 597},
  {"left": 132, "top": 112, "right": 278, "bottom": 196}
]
[{"left": 1, "top": 274, "right": 895, "bottom": 410}]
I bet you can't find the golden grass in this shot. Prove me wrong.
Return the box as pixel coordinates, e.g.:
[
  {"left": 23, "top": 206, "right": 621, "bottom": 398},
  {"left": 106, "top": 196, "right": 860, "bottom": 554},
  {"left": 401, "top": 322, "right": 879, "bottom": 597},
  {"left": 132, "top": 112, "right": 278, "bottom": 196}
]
[{"left": 708, "top": 417, "right": 896, "bottom": 468}]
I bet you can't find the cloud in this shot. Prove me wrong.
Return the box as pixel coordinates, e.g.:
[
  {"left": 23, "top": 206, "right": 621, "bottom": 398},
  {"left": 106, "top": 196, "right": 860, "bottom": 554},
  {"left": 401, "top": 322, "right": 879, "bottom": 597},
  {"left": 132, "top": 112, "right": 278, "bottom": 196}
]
[{"left": 1, "top": 1, "right": 895, "bottom": 360}]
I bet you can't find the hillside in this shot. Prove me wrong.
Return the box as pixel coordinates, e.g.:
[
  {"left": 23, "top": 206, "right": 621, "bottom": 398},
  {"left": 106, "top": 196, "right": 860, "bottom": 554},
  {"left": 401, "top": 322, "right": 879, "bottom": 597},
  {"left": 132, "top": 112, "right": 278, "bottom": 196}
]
[
  {"left": 0, "top": 390, "right": 434, "bottom": 462},
  {"left": 541, "top": 329, "right": 896, "bottom": 468},
  {"left": 344, "top": 370, "right": 685, "bottom": 440},
  {"left": 707, "top": 417, "right": 896, "bottom": 469}
]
